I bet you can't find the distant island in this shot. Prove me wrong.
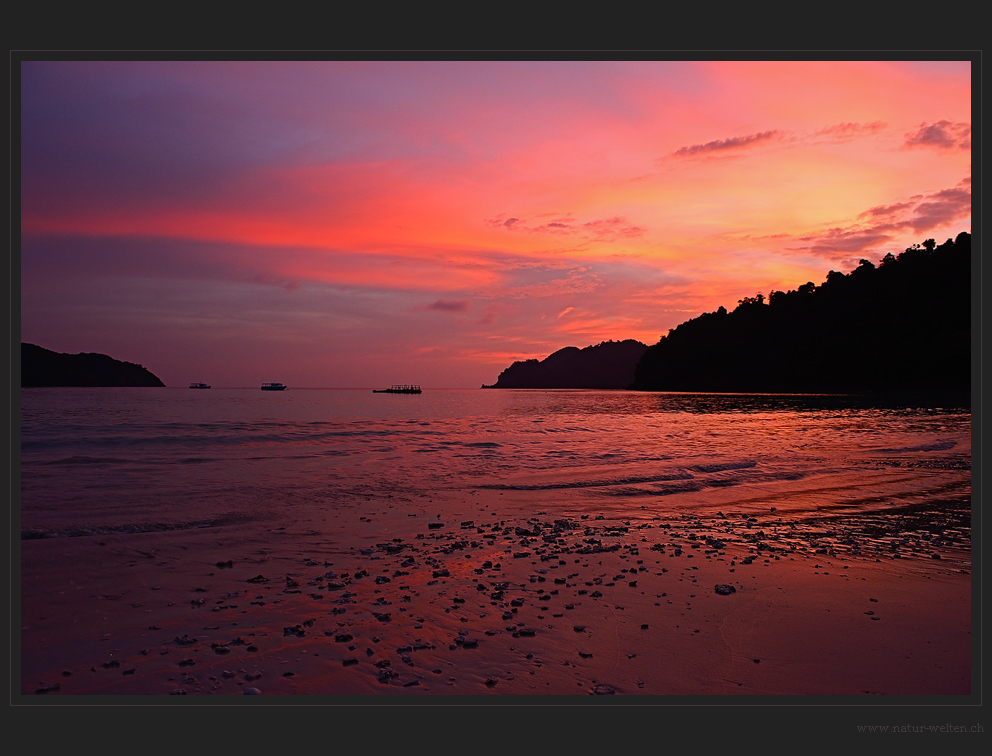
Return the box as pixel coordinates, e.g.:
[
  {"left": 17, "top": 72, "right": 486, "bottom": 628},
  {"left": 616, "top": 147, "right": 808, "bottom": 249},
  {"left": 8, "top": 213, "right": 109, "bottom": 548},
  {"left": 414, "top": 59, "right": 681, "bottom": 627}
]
[
  {"left": 631, "top": 232, "right": 970, "bottom": 394},
  {"left": 482, "top": 339, "right": 648, "bottom": 389},
  {"left": 21, "top": 343, "right": 166, "bottom": 387}
]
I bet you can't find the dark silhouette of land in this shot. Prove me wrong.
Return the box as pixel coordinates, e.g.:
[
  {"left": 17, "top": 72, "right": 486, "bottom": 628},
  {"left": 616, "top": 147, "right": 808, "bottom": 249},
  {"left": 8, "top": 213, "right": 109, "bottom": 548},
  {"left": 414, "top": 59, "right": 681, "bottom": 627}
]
[
  {"left": 483, "top": 339, "right": 648, "bottom": 389},
  {"left": 21, "top": 343, "right": 166, "bottom": 387},
  {"left": 631, "top": 233, "right": 970, "bottom": 395}
]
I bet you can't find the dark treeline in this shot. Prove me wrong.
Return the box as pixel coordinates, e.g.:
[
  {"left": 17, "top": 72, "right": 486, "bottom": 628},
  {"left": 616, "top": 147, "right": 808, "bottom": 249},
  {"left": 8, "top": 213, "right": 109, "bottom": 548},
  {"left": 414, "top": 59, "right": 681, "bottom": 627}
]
[
  {"left": 21, "top": 343, "right": 166, "bottom": 387},
  {"left": 631, "top": 232, "right": 971, "bottom": 394},
  {"left": 483, "top": 339, "right": 648, "bottom": 389}
]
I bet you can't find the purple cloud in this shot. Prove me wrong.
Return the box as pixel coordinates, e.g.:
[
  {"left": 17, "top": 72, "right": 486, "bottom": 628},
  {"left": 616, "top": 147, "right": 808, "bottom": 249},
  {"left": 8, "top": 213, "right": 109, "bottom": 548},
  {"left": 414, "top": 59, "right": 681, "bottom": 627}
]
[
  {"left": 672, "top": 130, "right": 781, "bottom": 157},
  {"left": 531, "top": 220, "right": 577, "bottom": 235},
  {"left": 485, "top": 215, "right": 523, "bottom": 230},
  {"left": 804, "top": 228, "right": 895, "bottom": 256},
  {"left": 425, "top": 298, "right": 471, "bottom": 313},
  {"left": 908, "top": 186, "right": 971, "bottom": 232},
  {"left": 904, "top": 121, "right": 971, "bottom": 150},
  {"left": 859, "top": 201, "right": 915, "bottom": 219}
]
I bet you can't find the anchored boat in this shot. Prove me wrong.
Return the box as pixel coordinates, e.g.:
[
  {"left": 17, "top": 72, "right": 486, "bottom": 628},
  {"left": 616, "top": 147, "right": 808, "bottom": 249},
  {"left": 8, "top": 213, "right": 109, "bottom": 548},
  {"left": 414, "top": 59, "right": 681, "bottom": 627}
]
[
  {"left": 372, "top": 384, "right": 422, "bottom": 394},
  {"left": 261, "top": 382, "right": 287, "bottom": 391},
  {"left": 189, "top": 382, "right": 211, "bottom": 389}
]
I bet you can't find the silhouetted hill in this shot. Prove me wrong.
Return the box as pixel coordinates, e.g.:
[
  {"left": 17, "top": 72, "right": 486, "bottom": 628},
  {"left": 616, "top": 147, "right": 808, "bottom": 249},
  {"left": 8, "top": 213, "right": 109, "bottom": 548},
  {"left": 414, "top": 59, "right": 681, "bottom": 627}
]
[
  {"left": 22, "top": 343, "right": 166, "bottom": 387},
  {"left": 631, "top": 232, "right": 971, "bottom": 395},
  {"left": 483, "top": 339, "right": 648, "bottom": 389}
]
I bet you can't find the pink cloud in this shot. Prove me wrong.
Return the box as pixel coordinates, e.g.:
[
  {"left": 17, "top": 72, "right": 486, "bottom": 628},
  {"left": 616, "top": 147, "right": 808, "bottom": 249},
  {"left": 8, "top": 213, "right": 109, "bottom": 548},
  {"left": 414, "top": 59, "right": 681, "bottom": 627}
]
[{"left": 812, "top": 121, "right": 886, "bottom": 142}]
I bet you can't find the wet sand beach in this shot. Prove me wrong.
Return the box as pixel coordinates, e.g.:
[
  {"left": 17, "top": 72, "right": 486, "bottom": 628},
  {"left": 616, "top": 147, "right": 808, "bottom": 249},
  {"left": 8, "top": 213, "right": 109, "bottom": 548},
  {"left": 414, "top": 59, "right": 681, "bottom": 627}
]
[{"left": 21, "top": 483, "right": 971, "bottom": 697}]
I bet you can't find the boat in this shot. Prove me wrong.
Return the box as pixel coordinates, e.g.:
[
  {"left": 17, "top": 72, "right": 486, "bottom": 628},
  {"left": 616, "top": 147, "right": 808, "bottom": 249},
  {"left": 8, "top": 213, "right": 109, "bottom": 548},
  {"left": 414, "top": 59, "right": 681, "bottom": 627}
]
[
  {"left": 372, "top": 384, "right": 422, "bottom": 394},
  {"left": 261, "top": 382, "right": 287, "bottom": 391},
  {"left": 189, "top": 382, "right": 211, "bottom": 389}
]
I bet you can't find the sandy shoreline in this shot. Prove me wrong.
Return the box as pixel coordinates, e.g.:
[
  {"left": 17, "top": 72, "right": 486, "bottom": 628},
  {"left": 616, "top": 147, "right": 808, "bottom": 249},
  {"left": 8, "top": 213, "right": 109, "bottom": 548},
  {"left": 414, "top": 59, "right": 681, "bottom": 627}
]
[{"left": 20, "top": 483, "right": 972, "bottom": 698}]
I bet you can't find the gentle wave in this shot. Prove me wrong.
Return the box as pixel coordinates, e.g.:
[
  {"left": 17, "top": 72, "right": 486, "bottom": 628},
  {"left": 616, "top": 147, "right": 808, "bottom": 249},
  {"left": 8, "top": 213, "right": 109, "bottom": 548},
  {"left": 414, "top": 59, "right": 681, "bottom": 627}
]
[
  {"left": 43, "top": 455, "right": 133, "bottom": 465},
  {"left": 20, "top": 389, "right": 971, "bottom": 534},
  {"left": 689, "top": 460, "right": 759, "bottom": 473}
]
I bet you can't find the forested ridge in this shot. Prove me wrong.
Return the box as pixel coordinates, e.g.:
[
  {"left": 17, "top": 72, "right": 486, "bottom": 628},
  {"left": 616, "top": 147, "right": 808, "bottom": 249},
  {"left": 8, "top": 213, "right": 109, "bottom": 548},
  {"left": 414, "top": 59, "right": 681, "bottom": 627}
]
[
  {"left": 630, "top": 232, "right": 971, "bottom": 394},
  {"left": 483, "top": 339, "right": 648, "bottom": 389},
  {"left": 21, "top": 343, "right": 166, "bottom": 387}
]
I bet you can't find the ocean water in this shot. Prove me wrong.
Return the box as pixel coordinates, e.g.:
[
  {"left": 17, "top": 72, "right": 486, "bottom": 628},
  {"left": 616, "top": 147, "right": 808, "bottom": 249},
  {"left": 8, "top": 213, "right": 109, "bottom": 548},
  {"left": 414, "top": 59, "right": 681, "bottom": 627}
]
[{"left": 19, "top": 388, "right": 972, "bottom": 539}]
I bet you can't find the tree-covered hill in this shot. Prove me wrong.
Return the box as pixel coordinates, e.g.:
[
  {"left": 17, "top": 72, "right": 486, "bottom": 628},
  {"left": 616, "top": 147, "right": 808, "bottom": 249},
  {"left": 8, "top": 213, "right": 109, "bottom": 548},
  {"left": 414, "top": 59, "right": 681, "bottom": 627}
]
[
  {"left": 22, "top": 343, "right": 166, "bottom": 387},
  {"left": 484, "top": 339, "right": 648, "bottom": 389},
  {"left": 630, "top": 232, "right": 971, "bottom": 394}
]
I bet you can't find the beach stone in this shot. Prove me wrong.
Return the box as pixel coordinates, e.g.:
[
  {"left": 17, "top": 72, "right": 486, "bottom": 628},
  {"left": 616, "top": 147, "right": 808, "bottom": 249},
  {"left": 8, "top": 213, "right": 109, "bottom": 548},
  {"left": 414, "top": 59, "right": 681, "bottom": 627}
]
[
  {"left": 593, "top": 684, "right": 616, "bottom": 695},
  {"left": 714, "top": 584, "right": 736, "bottom": 595},
  {"left": 244, "top": 687, "right": 262, "bottom": 695}
]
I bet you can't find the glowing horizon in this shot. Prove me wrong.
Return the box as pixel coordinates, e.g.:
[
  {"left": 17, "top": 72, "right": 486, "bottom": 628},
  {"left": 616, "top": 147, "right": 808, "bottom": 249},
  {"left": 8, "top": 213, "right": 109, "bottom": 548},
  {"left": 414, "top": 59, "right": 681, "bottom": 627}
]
[{"left": 20, "top": 60, "right": 971, "bottom": 388}]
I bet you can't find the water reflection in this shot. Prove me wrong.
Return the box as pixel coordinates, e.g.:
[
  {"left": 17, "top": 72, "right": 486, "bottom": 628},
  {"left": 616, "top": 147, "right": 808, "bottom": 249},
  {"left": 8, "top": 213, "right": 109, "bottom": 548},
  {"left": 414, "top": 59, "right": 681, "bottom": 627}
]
[{"left": 499, "top": 389, "right": 970, "bottom": 417}]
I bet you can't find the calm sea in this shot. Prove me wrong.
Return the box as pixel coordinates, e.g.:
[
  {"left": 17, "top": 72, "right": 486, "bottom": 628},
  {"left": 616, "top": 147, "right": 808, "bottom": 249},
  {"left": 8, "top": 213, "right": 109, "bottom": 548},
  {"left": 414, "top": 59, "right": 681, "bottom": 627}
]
[{"left": 19, "top": 388, "right": 972, "bottom": 538}]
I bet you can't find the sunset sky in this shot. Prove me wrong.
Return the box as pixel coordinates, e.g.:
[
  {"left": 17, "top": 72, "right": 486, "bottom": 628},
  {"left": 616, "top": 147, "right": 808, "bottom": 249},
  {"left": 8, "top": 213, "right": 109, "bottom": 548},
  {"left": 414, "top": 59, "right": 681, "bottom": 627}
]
[{"left": 19, "top": 60, "right": 972, "bottom": 388}]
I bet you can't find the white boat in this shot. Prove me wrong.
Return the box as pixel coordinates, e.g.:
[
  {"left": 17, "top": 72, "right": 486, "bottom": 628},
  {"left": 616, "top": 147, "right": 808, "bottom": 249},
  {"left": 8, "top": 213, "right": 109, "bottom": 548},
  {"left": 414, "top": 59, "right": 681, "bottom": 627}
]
[
  {"left": 261, "top": 382, "right": 287, "bottom": 391},
  {"left": 189, "top": 382, "right": 211, "bottom": 389}
]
